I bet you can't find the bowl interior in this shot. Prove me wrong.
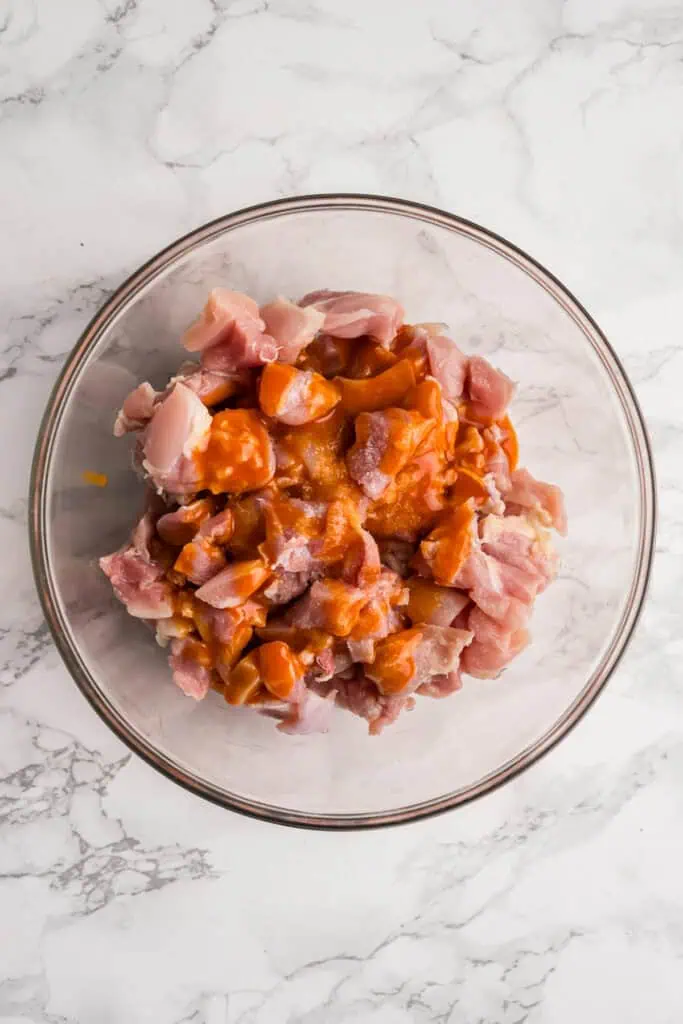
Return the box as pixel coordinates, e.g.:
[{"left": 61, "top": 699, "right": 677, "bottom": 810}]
[{"left": 34, "top": 198, "right": 654, "bottom": 826}]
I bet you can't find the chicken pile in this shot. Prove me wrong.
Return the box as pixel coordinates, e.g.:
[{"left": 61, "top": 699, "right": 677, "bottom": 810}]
[{"left": 101, "top": 289, "right": 566, "bottom": 735}]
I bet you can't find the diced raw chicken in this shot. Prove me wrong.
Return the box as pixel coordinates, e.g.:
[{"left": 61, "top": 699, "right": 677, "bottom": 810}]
[
  {"left": 347, "top": 408, "right": 431, "bottom": 500},
  {"left": 405, "top": 579, "right": 469, "bottom": 627},
  {"left": 259, "top": 363, "right": 340, "bottom": 426},
  {"left": 194, "top": 598, "right": 264, "bottom": 642},
  {"left": 467, "top": 356, "right": 515, "bottom": 420},
  {"left": 454, "top": 550, "right": 533, "bottom": 630},
  {"left": 197, "top": 508, "right": 235, "bottom": 544},
  {"left": 171, "top": 362, "right": 251, "bottom": 406},
  {"left": 194, "top": 559, "right": 271, "bottom": 609},
  {"left": 103, "top": 285, "right": 565, "bottom": 735},
  {"left": 366, "top": 624, "right": 472, "bottom": 696},
  {"left": 419, "top": 503, "right": 477, "bottom": 586},
  {"left": 168, "top": 637, "right": 213, "bottom": 699},
  {"left": 417, "top": 668, "right": 463, "bottom": 698},
  {"left": 286, "top": 579, "right": 367, "bottom": 637},
  {"left": 156, "top": 497, "right": 217, "bottom": 547},
  {"left": 142, "top": 383, "right": 211, "bottom": 495},
  {"left": 262, "top": 569, "right": 317, "bottom": 605},
  {"left": 299, "top": 290, "right": 404, "bottom": 347},
  {"left": 346, "top": 568, "right": 406, "bottom": 663},
  {"left": 99, "top": 510, "right": 174, "bottom": 619},
  {"left": 342, "top": 529, "right": 381, "bottom": 589},
  {"left": 114, "top": 382, "right": 160, "bottom": 436},
  {"left": 313, "top": 673, "right": 415, "bottom": 735},
  {"left": 481, "top": 425, "right": 512, "bottom": 492},
  {"left": 259, "top": 297, "right": 325, "bottom": 364},
  {"left": 271, "top": 688, "right": 337, "bottom": 735},
  {"left": 344, "top": 411, "right": 392, "bottom": 504},
  {"left": 504, "top": 468, "right": 567, "bottom": 536},
  {"left": 155, "top": 616, "right": 194, "bottom": 645},
  {"left": 173, "top": 537, "right": 227, "bottom": 586},
  {"left": 204, "top": 409, "right": 276, "bottom": 495},
  {"left": 405, "top": 624, "right": 472, "bottom": 693},
  {"left": 461, "top": 606, "right": 529, "bottom": 679},
  {"left": 262, "top": 496, "right": 327, "bottom": 574},
  {"left": 480, "top": 514, "right": 558, "bottom": 590},
  {"left": 425, "top": 333, "right": 468, "bottom": 400},
  {"left": 183, "top": 289, "right": 279, "bottom": 370}
]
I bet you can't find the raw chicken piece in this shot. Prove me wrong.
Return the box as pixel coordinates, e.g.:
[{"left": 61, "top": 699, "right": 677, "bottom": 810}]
[
  {"left": 156, "top": 497, "right": 217, "bottom": 547},
  {"left": 259, "top": 363, "right": 340, "bottom": 426},
  {"left": 286, "top": 579, "right": 367, "bottom": 637},
  {"left": 425, "top": 333, "right": 468, "bottom": 400},
  {"left": 417, "top": 669, "right": 463, "bottom": 699},
  {"left": 313, "top": 672, "right": 414, "bottom": 735},
  {"left": 171, "top": 362, "right": 251, "bottom": 405},
  {"left": 142, "top": 383, "right": 211, "bottom": 496},
  {"left": 168, "top": 637, "right": 213, "bottom": 699},
  {"left": 481, "top": 425, "right": 512, "bottom": 492},
  {"left": 419, "top": 503, "right": 477, "bottom": 586},
  {"left": 342, "top": 529, "right": 382, "bottom": 589},
  {"left": 480, "top": 514, "right": 558, "bottom": 590},
  {"left": 194, "top": 600, "right": 265, "bottom": 646},
  {"left": 347, "top": 408, "right": 431, "bottom": 500},
  {"left": 467, "top": 356, "right": 515, "bottom": 421},
  {"left": 114, "top": 382, "right": 159, "bottom": 436},
  {"left": 259, "top": 297, "right": 325, "bottom": 364},
  {"left": 262, "top": 570, "right": 317, "bottom": 605},
  {"left": 272, "top": 688, "right": 337, "bottom": 735},
  {"left": 504, "top": 468, "right": 567, "bottom": 536},
  {"left": 366, "top": 624, "right": 472, "bottom": 696},
  {"left": 454, "top": 550, "right": 533, "bottom": 630},
  {"left": 261, "top": 495, "right": 327, "bottom": 574},
  {"left": 194, "top": 560, "right": 271, "bottom": 609},
  {"left": 173, "top": 539, "right": 226, "bottom": 586},
  {"left": 99, "top": 509, "right": 174, "bottom": 619},
  {"left": 183, "top": 289, "right": 279, "bottom": 369},
  {"left": 461, "top": 606, "right": 529, "bottom": 679},
  {"left": 346, "top": 567, "right": 406, "bottom": 663},
  {"left": 299, "top": 290, "right": 404, "bottom": 347},
  {"left": 405, "top": 579, "right": 469, "bottom": 627}
]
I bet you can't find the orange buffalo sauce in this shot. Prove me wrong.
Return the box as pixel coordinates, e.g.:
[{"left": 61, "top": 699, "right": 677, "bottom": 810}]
[
  {"left": 403, "top": 378, "right": 444, "bottom": 421},
  {"left": 366, "top": 629, "right": 423, "bottom": 695},
  {"left": 223, "top": 651, "right": 262, "bottom": 705},
  {"left": 365, "top": 457, "right": 447, "bottom": 539},
  {"left": 259, "top": 363, "right": 340, "bottom": 423},
  {"left": 319, "top": 496, "right": 364, "bottom": 563},
  {"left": 335, "top": 359, "right": 416, "bottom": 415},
  {"left": 314, "top": 580, "right": 369, "bottom": 637},
  {"left": 498, "top": 414, "right": 519, "bottom": 471},
  {"left": 349, "top": 408, "right": 432, "bottom": 482},
  {"left": 419, "top": 503, "right": 475, "bottom": 586},
  {"left": 202, "top": 409, "right": 274, "bottom": 494},
  {"left": 274, "top": 405, "right": 351, "bottom": 497},
  {"left": 450, "top": 466, "right": 491, "bottom": 506},
  {"left": 258, "top": 641, "right": 304, "bottom": 700},
  {"left": 223, "top": 640, "right": 304, "bottom": 704},
  {"left": 405, "top": 580, "right": 450, "bottom": 624}
]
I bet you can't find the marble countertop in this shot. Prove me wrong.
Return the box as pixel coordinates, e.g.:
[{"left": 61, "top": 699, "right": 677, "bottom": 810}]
[{"left": 1, "top": 1, "right": 679, "bottom": 1021}]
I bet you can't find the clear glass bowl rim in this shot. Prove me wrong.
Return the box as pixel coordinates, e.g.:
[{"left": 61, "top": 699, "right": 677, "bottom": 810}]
[{"left": 29, "top": 193, "right": 657, "bottom": 830}]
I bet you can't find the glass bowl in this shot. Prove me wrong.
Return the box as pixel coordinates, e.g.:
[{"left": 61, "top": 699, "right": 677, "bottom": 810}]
[{"left": 30, "top": 195, "right": 656, "bottom": 829}]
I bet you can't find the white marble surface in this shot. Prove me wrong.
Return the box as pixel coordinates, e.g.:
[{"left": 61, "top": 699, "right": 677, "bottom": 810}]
[{"left": 0, "top": 0, "right": 679, "bottom": 1020}]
